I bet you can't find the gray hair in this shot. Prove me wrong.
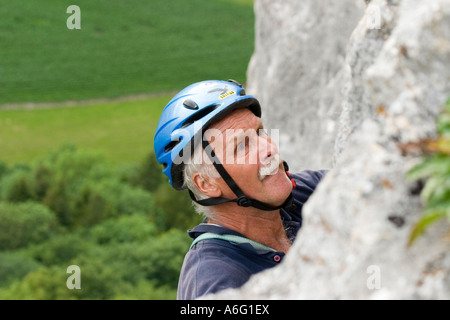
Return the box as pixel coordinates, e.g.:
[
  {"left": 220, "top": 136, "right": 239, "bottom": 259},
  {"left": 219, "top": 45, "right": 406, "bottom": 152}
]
[{"left": 183, "top": 144, "right": 220, "bottom": 218}]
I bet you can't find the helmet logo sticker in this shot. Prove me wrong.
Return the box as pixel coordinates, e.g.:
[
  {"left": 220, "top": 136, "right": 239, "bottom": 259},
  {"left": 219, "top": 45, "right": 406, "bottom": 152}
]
[
  {"left": 219, "top": 90, "right": 236, "bottom": 99},
  {"left": 207, "top": 87, "right": 237, "bottom": 100}
]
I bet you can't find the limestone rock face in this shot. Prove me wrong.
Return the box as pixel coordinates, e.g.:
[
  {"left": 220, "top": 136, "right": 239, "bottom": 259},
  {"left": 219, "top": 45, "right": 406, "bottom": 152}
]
[
  {"left": 207, "top": 0, "right": 450, "bottom": 299},
  {"left": 247, "top": 0, "right": 365, "bottom": 171}
]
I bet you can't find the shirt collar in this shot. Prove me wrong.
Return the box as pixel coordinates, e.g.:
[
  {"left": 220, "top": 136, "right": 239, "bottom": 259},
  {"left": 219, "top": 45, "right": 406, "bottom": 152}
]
[
  {"left": 187, "top": 216, "right": 301, "bottom": 243},
  {"left": 187, "top": 222, "right": 244, "bottom": 239}
]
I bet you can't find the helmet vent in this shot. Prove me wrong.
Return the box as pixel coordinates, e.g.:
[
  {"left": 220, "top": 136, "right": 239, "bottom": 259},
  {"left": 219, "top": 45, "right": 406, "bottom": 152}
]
[
  {"left": 180, "top": 104, "right": 219, "bottom": 129},
  {"left": 183, "top": 99, "right": 198, "bottom": 110},
  {"left": 164, "top": 138, "right": 181, "bottom": 152}
]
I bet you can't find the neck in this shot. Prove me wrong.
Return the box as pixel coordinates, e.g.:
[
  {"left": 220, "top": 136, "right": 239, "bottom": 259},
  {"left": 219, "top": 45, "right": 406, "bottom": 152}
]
[{"left": 208, "top": 204, "right": 291, "bottom": 253}]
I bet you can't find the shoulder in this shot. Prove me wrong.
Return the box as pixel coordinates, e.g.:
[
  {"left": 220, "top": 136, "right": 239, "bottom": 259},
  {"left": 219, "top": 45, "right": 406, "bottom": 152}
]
[
  {"left": 290, "top": 169, "right": 328, "bottom": 203},
  {"left": 177, "top": 240, "right": 254, "bottom": 299},
  {"left": 280, "top": 169, "right": 328, "bottom": 230},
  {"left": 291, "top": 169, "right": 328, "bottom": 190}
]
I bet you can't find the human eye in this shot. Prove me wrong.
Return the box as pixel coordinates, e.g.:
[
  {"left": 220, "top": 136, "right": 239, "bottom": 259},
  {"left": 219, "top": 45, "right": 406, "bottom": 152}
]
[
  {"left": 236, "top": 136, "right": 250, "bottom": 155},
  {"left": 257, "top": 128, "right": 268, "bottom": 136}
]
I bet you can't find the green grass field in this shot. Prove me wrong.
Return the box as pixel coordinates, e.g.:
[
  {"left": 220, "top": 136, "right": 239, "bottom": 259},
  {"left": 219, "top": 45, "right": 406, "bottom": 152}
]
[
  {"left": 0, "top": 95, "right": 172, "bottom": 166},
  {"left": 1, "top": 0, "right": 254, "bottom": 166},
  {"left": 0, "top": 0, "right": 254, "bottom": 104}
]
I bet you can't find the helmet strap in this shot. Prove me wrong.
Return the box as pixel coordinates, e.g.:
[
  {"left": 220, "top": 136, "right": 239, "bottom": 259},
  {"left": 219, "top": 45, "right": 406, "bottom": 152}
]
[{"left": 188, "top": 140, "right": 296, "bottom": 212}]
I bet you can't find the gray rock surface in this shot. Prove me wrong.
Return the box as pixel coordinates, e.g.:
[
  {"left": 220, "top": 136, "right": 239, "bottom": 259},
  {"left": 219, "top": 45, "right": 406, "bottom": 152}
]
[
  {"left": 206, "top": 0, "right": 450, "bottom": 299},
  {"left": 247, "top": 0, "right": 365, "bottom": 171}
]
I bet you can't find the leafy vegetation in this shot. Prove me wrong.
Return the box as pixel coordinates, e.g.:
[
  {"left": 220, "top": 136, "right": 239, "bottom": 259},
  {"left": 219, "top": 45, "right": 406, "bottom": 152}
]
[
  {"left": 0, "top": 145, "right": 202, "bottom": 299},
  {"left": 407, "top": 100, "right": 450, "bottom": 245}
]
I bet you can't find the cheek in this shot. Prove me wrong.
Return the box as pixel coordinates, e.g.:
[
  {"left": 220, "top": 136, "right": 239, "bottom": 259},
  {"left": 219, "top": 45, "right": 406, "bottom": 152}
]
[
  {"left": 239, "top": 163, "right": 259, "bottom": 177},
  {"left": 220, "top": 164, "right": 259, "bottom": 195}
]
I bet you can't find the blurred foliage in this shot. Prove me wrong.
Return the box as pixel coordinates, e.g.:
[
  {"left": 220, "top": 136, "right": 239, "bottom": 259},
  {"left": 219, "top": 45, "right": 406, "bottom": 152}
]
[
  {"left": 0, "top": 144, "right": 156, "bottom": 229},
  {"left": 0, "top": 201, "right": 59, "bottom": 250},
  {"left": 153, "top": 183, "right": 203, "bottom": 231},
  {"left": 119, "top": 151, "right": 165, "bottom": 193},
  {"left": 0, "top": 145, "right": 199, "bottom": 299},
  {"left": 0, "top": 251, "right": 42, "bottom": 287},
  {"left": 407, "top": 100, "right": 450, "bottom": 245},
  {"left": 88, "top": 213, "right": 158, "bottom": 245}
]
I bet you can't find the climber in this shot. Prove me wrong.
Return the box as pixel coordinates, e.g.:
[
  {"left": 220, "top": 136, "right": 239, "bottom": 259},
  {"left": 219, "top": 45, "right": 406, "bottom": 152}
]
[{"left": 154, "top": 79, "right": 327, "bottom": 300}]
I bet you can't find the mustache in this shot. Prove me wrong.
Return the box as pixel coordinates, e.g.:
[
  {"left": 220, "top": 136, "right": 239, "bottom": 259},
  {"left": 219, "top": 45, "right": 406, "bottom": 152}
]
[{"left": 258, "top": 154, "right": 282, "bottom": 180}]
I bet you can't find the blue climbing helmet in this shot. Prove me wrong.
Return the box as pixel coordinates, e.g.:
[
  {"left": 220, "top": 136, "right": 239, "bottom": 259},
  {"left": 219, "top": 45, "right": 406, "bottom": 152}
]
[
  {"left": 154, "top": 79, "right": 296, "bottom": 212},
  {"left": 154, "top": 79, "right": 260, "bottom": 190}
]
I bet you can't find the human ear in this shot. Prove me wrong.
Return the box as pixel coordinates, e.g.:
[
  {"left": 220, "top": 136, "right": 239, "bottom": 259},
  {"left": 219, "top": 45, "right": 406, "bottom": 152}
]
[{"left": 192, "top": 173, "right": 222, "bottom": 198}]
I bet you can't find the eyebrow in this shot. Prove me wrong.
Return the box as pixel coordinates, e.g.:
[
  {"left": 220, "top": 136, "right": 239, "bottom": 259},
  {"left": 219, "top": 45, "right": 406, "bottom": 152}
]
[{"left": 225, "top": 118, "right": 264, "bottom": 147}]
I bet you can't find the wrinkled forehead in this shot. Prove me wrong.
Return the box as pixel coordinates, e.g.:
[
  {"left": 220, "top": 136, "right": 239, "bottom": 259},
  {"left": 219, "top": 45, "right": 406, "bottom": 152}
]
[
  {"left": 203, "top": 108, "right": 263, "bottom": 153},
  {"left": 208, "top": 108, "right": 262, "bottom": 134}
]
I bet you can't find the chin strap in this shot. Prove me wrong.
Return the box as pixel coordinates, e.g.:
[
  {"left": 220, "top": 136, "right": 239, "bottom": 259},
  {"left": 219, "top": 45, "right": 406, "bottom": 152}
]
[{"left": 188, "top": 140, "right": 297, "bottom": 212}]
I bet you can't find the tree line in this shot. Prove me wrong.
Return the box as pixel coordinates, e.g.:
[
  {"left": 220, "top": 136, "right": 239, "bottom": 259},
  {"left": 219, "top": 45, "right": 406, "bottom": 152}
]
[{"left": 0, "top": 144, "right": 201, "bottom": 299}]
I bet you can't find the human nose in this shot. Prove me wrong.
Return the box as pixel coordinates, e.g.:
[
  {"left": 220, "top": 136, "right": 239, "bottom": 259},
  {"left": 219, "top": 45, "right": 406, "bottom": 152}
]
[{"left": 258, "top": 134, "right": 278, "bottom": 165}]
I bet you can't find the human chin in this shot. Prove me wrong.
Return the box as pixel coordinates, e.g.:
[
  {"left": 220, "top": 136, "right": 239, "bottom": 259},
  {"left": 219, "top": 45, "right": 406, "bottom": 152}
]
[{"left": 268, "top": 167, "right": 291, "bottom": 189}]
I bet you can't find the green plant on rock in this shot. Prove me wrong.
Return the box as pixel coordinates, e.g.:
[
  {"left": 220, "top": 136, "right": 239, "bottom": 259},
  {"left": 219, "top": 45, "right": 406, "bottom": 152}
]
[{"left": 407, "top": 100, "right": 450, "bottom": 245}]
